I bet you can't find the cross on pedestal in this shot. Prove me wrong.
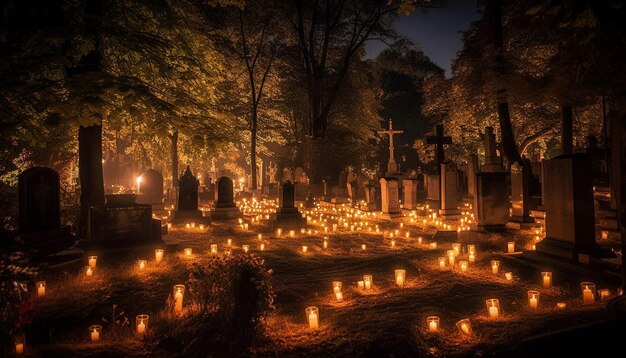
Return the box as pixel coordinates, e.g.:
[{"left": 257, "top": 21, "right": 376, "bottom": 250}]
[
  {"left": 378, "top": 119, "right": 403, "bottom": 175},
  {"left": 426, "top": 124, "right": 453, "bottom": 174}
]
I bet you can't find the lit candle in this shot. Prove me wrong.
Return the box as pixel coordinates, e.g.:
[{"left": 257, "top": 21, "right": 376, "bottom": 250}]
[
  {"left": 599, "top": 289, "right": 610, "bottom": 301},
  {"left": 88, "top": 256, "right": 97, "bottom": 268},
  {"left": 491, "top": 260, "right": 500, "bottom": 274},
  {"left": 528, "top": 290, "right": 539, "bottom": 309},
  {"left": 395, "top": 269, "right": 406, "bottom": 288},
  {"left": 417, "top": 236, "right": 423, "bottom": 244},
  {"left": 258, "top": 233, "right": 263, "bottom": 240},
  {"left": 505, "top": 272, "right": 513, "bottom": 281},
  {"left": 259, "top": 243, "right": 265, "bottom": 251},
  {"left": 363, "top": 275, "right": 372, "bottom": 290},
  {"left": 468, "top": 253, "right": 475, "bottom": 262},
  {"left": 36, "top": 281, "right": 46, "bottom": 297},
  {"left": 155, "top": 249, "right": 164, "bottom": 262},
  {"left": 137, "top": 321, "right": 145, "bottom": 334},
  {"left": 582, "top": 283, "right": 595, "bottom": 304},
  {"left": 459, "top": 261, "right": 468, "bottom": 273},
  {"left": 276, "top": 228, "right": 282, "bottom": 237},
  {"left": 136, "top": 314, "right": 149, "bottom": 335},
  {"left": 456, "top": 318, "right": 472, "bottom": 335},
  {"left": 302, "top": 246, "right": 308, "bottom": 253},
  {"left": 173, "top": 285, "right": 185, "bottom": 313},
  {"left": 323, "top": 239, "right": 328, "bottom": 249},
  {"left": 306, "top": 307, "right": 319, "bottom": 329},
  {"left": 391, "top": 240, "right": 396, "bottom": 248},
  {"left": 242, "top": 245, "right": 249, "bottom": 253},
  {"left": 184, "top": 248, "right": 192, "bottom": 257},
  {"left": 427, "top": 316, "right": 439, "bottom": 332},
  {"left": 486, "top": 299, "right": 500, "bottom": 318},
  {"left": 447, "top": 250, "right": 455, "bottom": 266},
  {"left": 335, "top": 291, "right": 343, "bottom": 301},
  {"left": 361, "top": 244, "right": 366, "bottom": 250},
  {"left": 211, "top": 244, "right": 218, "bottom": 254},
  {"left": 138, "top": 260, "right": 147, "bottom": 270},
  {"left": 289, "top": 230, "right": 295, "bottom": 238},
  {"left": 452, "top": 243, "right": 461, "bottom": 256},
  {"left": 15, "top": 342, "right": 24, "bottom": 354},
  {"left": 438, "top": 257, "right": 446, "bottom": 269},
  {"left": 507, "top": 242, "right": 515, "bottom": 253},
  {"left": 227, "top": 239, "right": 232, "bottom": 246},
  {"left": 467, "top": 245, "right": 475, "bottom": 255},
  {"left": 85, "top": 266, "right": 93, "bottom": 277},
  {"left": 89, "top": 325, "right": 101, "bottom": 342},
  {"left": 332, "top": 281, "right": 342, "bottom": 294},
  {"left": 541, "top": 272, "right": 552, "bottom": 288},
  {"left": 556, "top": 302, "right": 567, "bottom": 309},
  {"left": 357, "top": 281, "right": 364, "bottom": 289},
  {"left": 429, "top": 242, "right": 437, "bottom": 249}
]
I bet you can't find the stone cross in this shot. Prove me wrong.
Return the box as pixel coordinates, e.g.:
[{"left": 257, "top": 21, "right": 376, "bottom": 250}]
[
  {"left": 426, "top": 124, "right": 452, "bottom": 174},
  {"left": 378, "top": 119, "right": 403, "bottom": 175}
]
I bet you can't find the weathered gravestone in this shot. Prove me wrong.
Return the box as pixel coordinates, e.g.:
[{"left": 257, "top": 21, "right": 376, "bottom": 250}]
[
  {"left": 467, "top": 154, "right": 479, "bottom": 198},
  {"left": 360, "top": 182, "right": 380, "bottom": 212},
  {"left": 536, "top": 154, "right": 614, "bottom": 263},
  {"left": 507, "top": 160, "right": 536, "bottom": 229},
  {"left": 16, "top": 167, "right": 75, "bottom": 261},
  {"left": 272, "top": 181, "right": 306, "bottom": 229},
  {"left": 210, "top": 176, "right": 242, "bottom": 220},
  {"left": 439, "top": 161, "right": 461, "bottom": 219},
  {"left": 170, "top": 166, "right": 209, "bottom": 224},
  {"left": 380, "top": 177, "right": 403, "bottom": 220},
  {"left": 403, "top": 178, "right": 420, "bottom": 210},
  {"left": 425, "top": 173, "right": 441, "bottom": 209},
  {"left": 473, "top": 172, "right": 508, "bottom": 231},
  {"left": 482, "top": 127, "right": 502, "bottom": 172},
  {"left": 88, "top": 194, "right": 164, "bottom": 251},
  {"left": 137, "top": 169, "right": 164, "bottom": 208}
]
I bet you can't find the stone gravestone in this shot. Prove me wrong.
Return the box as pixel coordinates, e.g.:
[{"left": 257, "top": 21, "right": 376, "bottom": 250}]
[
  {"left": 473, "top": 172, "right": 508, "bottom": 231},
  {"left": 378, "top": 119, "right": 403, "bottom": 176},
  {"left": 272, "top": 181, "right": 306, "bottom": 229},
  {"left": 507, "top": 160, "right": 536, "bottom": 228},
  {"left": 536, "top": 154, "right": 614, "bottom": 263},
  {"left": 210, "top": 176, "right": 242, "bottom": 220},
  {"left": 172, "top": 166, "right": 209, "bottom": 224},
  {"left": 17, "top": 167, "right": 75, "bottom": 261},
  {"left": 425, "top": 173, "right": 441, "bottom": 209},
  {"left": 403, "top": 178, "right": 420, "bottom": 210},
  {"left": 467, "top": 154, "right": 479, "bottom": 198},
  {"left": 88, "top": 193, "right": 164, "bottom": 251},
  {"left": 137, "top": 169, "right": 164, "bottom": 208},
  {"left": 380, "top": 177, "right": 403, "bottom": 220},
  {"left": 360, "top": 182, "right": 379, "bottom": 212},
  {"left": 439, "top": 161, "right": 461, "bottom": 220},
  {"left": 482, "top": 127, "right": 502, "bottom": 172}
]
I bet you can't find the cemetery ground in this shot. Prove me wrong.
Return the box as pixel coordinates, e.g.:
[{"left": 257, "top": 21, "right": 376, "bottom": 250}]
[{"left": 26, "top": 205, "right": 623, "bottom": 357}]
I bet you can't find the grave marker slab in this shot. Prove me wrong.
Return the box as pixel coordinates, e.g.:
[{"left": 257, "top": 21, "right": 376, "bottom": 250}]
[
  {"left": 211, "top": 176, "right": 242, "bottom": 220},
  {"left": 380, "top": 177, "right": 403, "bottom": 220}
]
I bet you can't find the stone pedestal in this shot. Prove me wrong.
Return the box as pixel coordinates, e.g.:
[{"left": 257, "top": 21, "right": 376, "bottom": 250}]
[
  {"left": 439, "top": 162, "right": 461, "bottom": 219},
  {"left": 272, "top": 181, "right": 306, "bottom": 230},
  {"left": 536, "top": 154, "right": 614, "bottom": 262},
  {"left": 380, "top": 177, "right": 403, "bottom": 220},
  {"left": 402, "top": 179, "right": 420, "bottom": 210},
  {"left": 473, "top": 172, "right": 508, "bottom": 231}
]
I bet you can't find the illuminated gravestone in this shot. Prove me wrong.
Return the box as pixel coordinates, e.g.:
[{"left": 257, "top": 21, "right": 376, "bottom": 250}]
[
  {"left": 16, "top": 167, "right": 75, "bottom": 261},
  {"left": 360, "top": 181, "right": 379, "bottom": 212},
  {"left": 210, "top": 176, "right": 242, "bottom": 220},
  {"left": 272, "top": 181, "right": 306, "bottom": 229},
  {"left": 403, "top": 178, "right": 420, "bottom": 210},
  {"left": 171, "top": 166, "right": 209, "bottom": 225},
  {"left": 473, "top": 171, "right": 508, "bottom": 231},
  {"left": 507, "top": 160, "right": 536, "bottom": 229},
  {"left": 439, "top": 161, "right": 461, "bottom": 220},
  {"left": 536, "top": 154, "right": 613, "bottom": 263},
  {"left": 425, "top": 173, "right": 441, "bottom": 209},
  {"left": 467, "top": 154, "right": 479, "bottom": 199},
  {"left": 137, "top": 169, "right": 164, "bottom": 209},
  {"left": 380, "top": 177, "right": 403, "bottom": 220}
]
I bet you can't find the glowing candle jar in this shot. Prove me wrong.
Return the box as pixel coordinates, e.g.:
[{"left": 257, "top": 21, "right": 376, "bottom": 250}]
[
  {"left": 36, "top": 281, "right": 46, "bottom": 297},
  {"left": 259, "top": 243, "right": 265, "bottom": 251},
  {"left": 89, "top": 325, "right": 102, "bottom": 342},
  {"left": 173, "top": 284, "right": 185, "bottom": 313},
  {"left": 243, "top": 223, "right": 249, "bottom": 230},
  {"left": 227, "top": 239, "right": 232, "bottom": 246},
  {"left": 438, "top": 257, "right": 446, "bottom": 269},
  {"left": 456, "top": 318, "right": 472, "bottom": 335},
  {"left": 429, "top": 242, "right": 437, "bottom": 249},
  {"left": 581, "top": 282, "right": 596, "bottom": 304},
  {"left": 184, "top": 248, "right": 192, "bottom": 258},
  {"left": 394, "top": 269, "right": 406, "bottom": 288},
  {"left": 468, "top": 252, "right": 476, "bottom": 263},
  {"left": 332, "top": 281, "right": 342, "bottom": 294},
  {"left": 452, "top": 243, "right": 461, "bottom": 256},
  {"left": 135, "top": 314, "right": 149, "bottom": 335},
  {"left": 88, "top": 256, "right": 98, "bottom": 268},
  {"left": 486, "top": 298, "right": 500, "bottom": 318},
  {"left": 211, "top": 244, "right": 218, "bottom": 254},
  {"left": 556, "top": 302, "right": 567, "bottom": 309},
  {"left": 528, "top": 290, "right": 540, "bottom": 309},
  {"left": 357, "top": 281, "right": 364, "bottom": 289},
  {"left": 491, "top": 260, "right": 500, "bottom": 274},
  {"left": 137, "top": 259, "right": 147, "bottom": 271},
  {"left": 507, "top": 241, "right": 515, "bottom": 253},
  {"left": 467, "top": 244, "right": 476, "bottom": 255},
  {"left": 323, "top": 239, "right": 328, "bottom": 249},
  {"left": 306, "top": 306, "right": 319, "bottom": 330},
  {"left": 599, "top": 288, "right": 610, "bottom": 301},
  {"left": 15, "top": 341, "right": 24, "bottom": 355},
  {"left": 459, "top": 261, "right": 468, "bottom": 273},
  {"left": 418, "top": 236, "right": 423, "bottom": 244},
  {"left": 361, "top": 244, "right": 367, "bottom": 251},
  {"left": 85, "top": 266, "right": 93, "bottom": 277},
  {"left": 257, "top": 233, "right": 263, "bottom": 240},
  {"left": 302, "top": 245, "right": 308, "bottom": 253},
  {"left": 447, "top": 250, "right": 456, "bottom": 266},
  {"left": 335, "top": 291, "right": 343, "bottom": 301},
  {"left": 426, "top": 316, "right": 440, "bottom": 332},
  {"left": 242, "top": 245, "right": 249, "bottom": 253},
  {"left": 276, "top": 228, "right": 282, "bottom": 237},
  {"left": 155, "top": 249, "right": 164, "bottom": 263},
  {"left": 363, "top": 275, "right": 373, "bottom": 290},
  {"left": 541, "top": 272, "right": 552, "bottom": 288},
  {"left": 391, "top": 240, "right": 396, "bottom": 248}
]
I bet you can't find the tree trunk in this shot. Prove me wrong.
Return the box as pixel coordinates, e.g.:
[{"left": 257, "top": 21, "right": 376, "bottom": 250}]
[
  {"left": 560, "top": 103, "right": 574, "bottom": 155},
  {"left": 250, "top": 111, "right": 258, "bottom": 191},
  {"left": 615, "top": 99, "right": 626, "bottom": 291},
  {"left": 79, "top": 123, "right": 105, "bottom": 234},
  {"left": 496, "top": 95, "right": 521, "bottom": 163},
  {"left": 171, "top": 131, "right": 179, "bottom": 187}
]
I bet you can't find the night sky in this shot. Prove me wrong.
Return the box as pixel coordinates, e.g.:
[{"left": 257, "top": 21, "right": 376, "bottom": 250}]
[{"left": 366, "top": 0, "right": 482, "bottom": 76}]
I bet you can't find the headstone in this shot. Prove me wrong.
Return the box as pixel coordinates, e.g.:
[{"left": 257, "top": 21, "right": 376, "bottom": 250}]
[
  {"left": 426, "top": 124, "right": 453, "bottom": 174},
  {"left": 467, "top": 154, "right": 479, "bottom": 198},
  {"left": 507, "top": 160, "right": 536, "bottom": 228},
  {"left": 380, "top": 177, "right": 403, "bottom": 220},
  {"left": 536, "top": 154, "right": 614, "bottom": 262},
  {"left": 272, "top": 181, "right": 306, "bottom": 229},
  {"left": 360, "top": 182, "right": 379, "bottom": 211},
  {"left": 305, "top": 191, "right": 315, "bottom": 208},
  {"left": 17, "top": 167, "right": 75, "bottom": 261},
  {"left": 473, "top": 172, "right": 508, "bottom": 231},
  {"left": 439, "top": 161, "right": 461, "bottom": 219},
  {"left": 425, "top": 173, "right": 441, "bottom": 209},
  {"left": 210, "top": 176, "right": 242, "bottom": 220},
  {"left": 171, "top": 166, "right": 209, "bottom": 224},
  {"left": 402, "top": 178, "right": 420, "bottom": 210},
  {"left": 88, "top": 194, "right": 164, "bottom": 251},
  {"left": 482, "top": 127, "right": 502, "bottom": 172},
  {"left": 137, "top": 169, "right": 164, "bottom": 207},
  {"left": 378, "top": 119, "right": 404, "bottom": 175}
]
